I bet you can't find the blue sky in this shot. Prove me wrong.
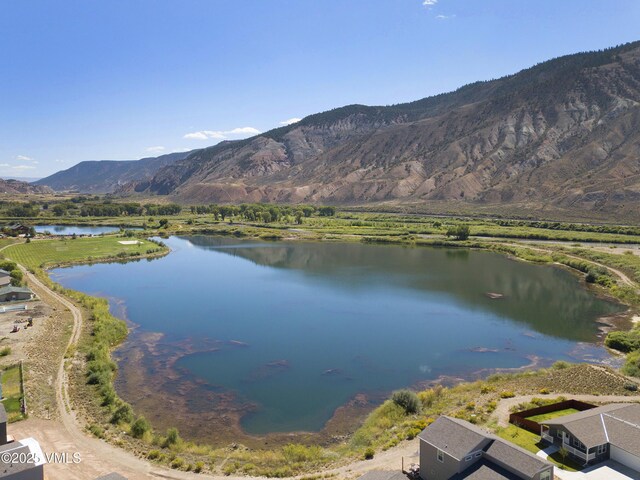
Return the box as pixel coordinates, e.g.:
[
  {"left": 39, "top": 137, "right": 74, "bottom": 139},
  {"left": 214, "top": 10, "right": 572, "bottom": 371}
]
[{"left": 1, "top": 0, "right": 639, "bottom": 178}]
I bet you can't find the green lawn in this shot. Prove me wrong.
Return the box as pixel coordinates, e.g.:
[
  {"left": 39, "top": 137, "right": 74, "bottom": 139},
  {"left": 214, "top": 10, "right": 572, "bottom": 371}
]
[
  {"left": 4, "top": 236, "right": 159, "bottom": 269},
  {"left": 495, "top": 425, "right": 580, "bottom": 472},
  {"left": 526, "top": 408, "right": 580, "bottom": 423},
  {"left": 1, "top": 364, "right": 24, "bottom": 422},
  {"left": 0, "top": 238, "right": 20, "bottom": 250}
]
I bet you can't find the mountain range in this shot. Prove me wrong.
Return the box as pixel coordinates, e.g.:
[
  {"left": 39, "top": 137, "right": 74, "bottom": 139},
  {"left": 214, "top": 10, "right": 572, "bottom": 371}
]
[
  {"left": 38, "top": 41, "right": 640, "bottom": 218},
  {"left": 0, "top": 178, "right": 52, "bottom": 195},
  {"left": 34, "top": 151, "right": 194, "bottom": 193}
]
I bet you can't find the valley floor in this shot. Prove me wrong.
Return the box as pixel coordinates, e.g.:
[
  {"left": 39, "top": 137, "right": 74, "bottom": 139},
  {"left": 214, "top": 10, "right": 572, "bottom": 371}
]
[{"left": 2, "top": 216, "right": 640, "bottom": 478}]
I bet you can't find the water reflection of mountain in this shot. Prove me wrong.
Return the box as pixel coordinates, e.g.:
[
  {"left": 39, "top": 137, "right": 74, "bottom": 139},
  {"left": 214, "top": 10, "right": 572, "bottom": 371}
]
[{"left": 181, "top": 236, "right": 622, "bottom": 342}]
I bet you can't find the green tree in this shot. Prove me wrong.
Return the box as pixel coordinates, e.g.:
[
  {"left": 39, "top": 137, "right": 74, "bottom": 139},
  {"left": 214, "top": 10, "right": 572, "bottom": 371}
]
[{"left": 446, "top": 225, "right": 470, "bottom": 240}]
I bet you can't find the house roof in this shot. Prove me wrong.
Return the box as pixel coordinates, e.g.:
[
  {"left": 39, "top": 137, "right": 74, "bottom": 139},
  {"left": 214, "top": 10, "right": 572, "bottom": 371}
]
[
  {"left": 0, "top": 270, "right": 10, "bottom": 276},
  {"left": 450, "top": 459, "right": 522, "bottom": 480},
  {"left": 0, "top": 437, "right": 46, "bottom": 476},
  {"left": 419, "top": 416, "right": 552, "bottom": 478},
  {"left": 545, "top": 403, "right": 640, "bottom": 452},
  {"left": 0, "top": 403, "right": 6, "bottom": 424},
  {"left": 483, "top": 439, "right": 549, "bottom": 478},
  {"left": 418, "top": 416, "right": 491, "bottom": 461},
  {"left": 0, "top": 286, "right": 33, "bottom": 296}
]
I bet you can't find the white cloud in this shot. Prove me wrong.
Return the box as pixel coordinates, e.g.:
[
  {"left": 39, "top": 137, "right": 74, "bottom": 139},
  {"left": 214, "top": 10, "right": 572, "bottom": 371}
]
[
  {"left": 423, "top": 0, "right": 437, "bottom": 5},
  {"left": 280, "top": 118, "right": 302, "bottom": 126},
  {"left": 183, "top": 126, "right": 261, "bottom": 141},
  {"left": 0, "top": 163, "right": 9, "bottom": 168},
  {"left": 227, "top": 127, "right": 261, "bottom": 135},
  {"left": 436, "top": 14, "right": 455, "bottom": 19},
  {"left": 12, "top": 165, "right": 36, "bottom": 170},
  {"left": 16, "top": 155, "right": 33, "bottom": 162},
  {"left": 146, "top": 146, "right": 166, "bottom": 153}
]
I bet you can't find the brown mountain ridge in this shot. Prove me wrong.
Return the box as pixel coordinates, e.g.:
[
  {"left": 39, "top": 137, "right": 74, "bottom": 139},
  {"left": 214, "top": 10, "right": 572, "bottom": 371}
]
[{"left": 121, "top": 42, "right": 640, "bottom": 218}]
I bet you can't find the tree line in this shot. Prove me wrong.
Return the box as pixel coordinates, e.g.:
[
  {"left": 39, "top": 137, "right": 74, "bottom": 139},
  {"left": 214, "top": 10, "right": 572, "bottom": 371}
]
[{"left": 188, "top": 203, "right": 335, "bottom": 223}]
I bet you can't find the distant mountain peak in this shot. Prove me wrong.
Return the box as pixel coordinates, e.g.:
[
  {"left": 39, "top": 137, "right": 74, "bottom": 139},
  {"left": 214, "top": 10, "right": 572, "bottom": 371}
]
[{"left": 35, "top": 150, "right": 197, "bottom": 193}]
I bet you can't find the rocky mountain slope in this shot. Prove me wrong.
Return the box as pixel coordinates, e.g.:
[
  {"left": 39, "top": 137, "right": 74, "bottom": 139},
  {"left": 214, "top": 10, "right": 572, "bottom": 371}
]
[
  {"left": 127, "top": 42, "right": 639, "bottom": 217},
  {"left": 35, "top": 150, "right": 195, "bottom": 193},
  {"left": 0, "top": 178, "right": 52, "bottom": 195}
]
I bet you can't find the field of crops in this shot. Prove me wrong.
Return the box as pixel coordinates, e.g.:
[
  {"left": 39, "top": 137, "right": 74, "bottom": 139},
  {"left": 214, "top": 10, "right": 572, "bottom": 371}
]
[{"left": 4, "top": 236, "right": 156, "bottom": 269}]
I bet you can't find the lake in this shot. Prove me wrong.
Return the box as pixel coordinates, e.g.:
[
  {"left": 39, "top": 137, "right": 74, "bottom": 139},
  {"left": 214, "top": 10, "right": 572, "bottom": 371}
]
[
  {"left": 36, "top": 225, "right": 121, "bottom": 235},
  {"left": 50, "top": 236, "right": 623, "bottom": 437}
]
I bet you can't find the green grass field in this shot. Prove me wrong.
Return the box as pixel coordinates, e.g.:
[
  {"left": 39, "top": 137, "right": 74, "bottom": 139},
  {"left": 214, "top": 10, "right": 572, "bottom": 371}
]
[
  {"left": 495, "top": 424, "right": 580, "bottom": 471},
  {"left": 4, "top": 236, "right": 159, "bottom": 269},
  {"left": 1, "top": 364, "right": 24, "bottom": 422},
  {"left": 526, "top": 408, "right": 580, "bottom": 423}
]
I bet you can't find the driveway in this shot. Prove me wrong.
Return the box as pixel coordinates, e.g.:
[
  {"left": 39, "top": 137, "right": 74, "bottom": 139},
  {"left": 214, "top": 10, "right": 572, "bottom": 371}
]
[{"left": 536, "top": 447, "right": 639, "bottom": 480}]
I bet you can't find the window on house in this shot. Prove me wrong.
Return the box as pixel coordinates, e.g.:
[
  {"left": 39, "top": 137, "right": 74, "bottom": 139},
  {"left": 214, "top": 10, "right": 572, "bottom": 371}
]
[
  {"left": 597, "top": 444, "right": 607, "bottom": 455},
  {"left": 572, "top": 437, "right": 583, "bottom": 449},
  {"left": 540, "top": 469, "right": 552, "bottom": 480},
  {"left": 437, "top": 449, "right": 444, "bottom": 463},
  {"left": 557, "top": 430, "right": 563, "bottom": 439}
]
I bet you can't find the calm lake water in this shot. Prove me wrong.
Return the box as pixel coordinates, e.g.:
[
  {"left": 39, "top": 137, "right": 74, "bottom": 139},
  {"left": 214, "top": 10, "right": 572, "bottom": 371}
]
[
  {"left": 36, "top": 225, "right": 120, "bottom": 235},
  {"left": 50, "top": 236, "right": 622, "bottom": 434}
]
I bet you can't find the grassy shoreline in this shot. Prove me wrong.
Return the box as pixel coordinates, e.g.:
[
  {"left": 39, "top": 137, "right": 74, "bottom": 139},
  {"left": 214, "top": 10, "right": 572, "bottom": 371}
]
[{"left": 1, "top": 217, "right": 639, "bottom": 476}]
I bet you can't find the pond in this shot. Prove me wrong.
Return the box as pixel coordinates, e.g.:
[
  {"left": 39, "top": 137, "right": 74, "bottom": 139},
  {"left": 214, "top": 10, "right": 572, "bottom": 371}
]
[
  {"left": 35, "top": 225, "right": 121, "bottom": 236},
  {"left": 50, "top": 236, "right": 623, "bottom": 438}
]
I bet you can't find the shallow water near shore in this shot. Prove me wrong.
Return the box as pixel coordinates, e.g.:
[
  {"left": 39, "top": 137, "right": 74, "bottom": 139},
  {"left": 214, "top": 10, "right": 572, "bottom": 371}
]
[{"left": 50, "top": 236, "right": 623, "bottom": 436}]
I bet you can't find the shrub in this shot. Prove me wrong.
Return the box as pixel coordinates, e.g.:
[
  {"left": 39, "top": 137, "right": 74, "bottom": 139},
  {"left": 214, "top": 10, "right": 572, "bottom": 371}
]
[
  {"left": 111, "top": 402, "right": 134, "bottom": 424},
  {"left": 164, "top": 427, "right": 181, "bottom": 447},
  {"left": 605, "top": 330, "right": 640, "bottom": 353},
  {"left": 500, "top": 391, "right": 515, "bottom": 399},
  {"left": 364, "top": 447, "right": 375, "bottom": 460},
  {"left": 147, "top": 450, "right": 161, "bottom": 460},
  {"left": 282, "top": 444, "right": 323, "bottom": 463},
  {"left": 539, "top": 388, "right": 550, "bottom": 395},
  {"left": 0, "top": 347, "right": 11, "bottom": 357},
  {"left": 392, "top": 390, "right": 420, "bottom": 414},
  {"left": 552, "top": 361, "right": 571, "bottom": 370},
  {"left": 624, "top": 382, "right": 638, "bottom": 392},
  {"left": 170, "top": 457, "right": 185, "bottom": 469},
  {"left": 131, "top": 416, "right": 151, "bottom": 438},
  {"left": 88, "top": 424, "right": 104, "bottom": 438},
  {"left": 623, "top": 350, "right": 640, "bottom": 377},
  {"left": 194, "top": 461, "right": 205, "bottom": 473}
]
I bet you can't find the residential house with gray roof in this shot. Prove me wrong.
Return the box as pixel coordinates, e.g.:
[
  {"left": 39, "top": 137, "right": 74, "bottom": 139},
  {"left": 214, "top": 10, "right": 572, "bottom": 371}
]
[
  {"left": 0, "top": 271, "right": 10, "bottom": 288},
  {"left": 541, "top": 403, "right": 640, "bottom": 471},
  {"left": 0, "top": 287, "right": 34, "bottom": 303},
  {"left": 418, "top": 416, "right": 553, "bottom": 480}
]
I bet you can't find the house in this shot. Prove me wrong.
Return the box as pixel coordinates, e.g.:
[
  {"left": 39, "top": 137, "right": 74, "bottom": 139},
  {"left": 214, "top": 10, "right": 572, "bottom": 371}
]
[
  {"left": 419, "top": 416, "right": 553, "bottom": 480},
  {"left": 4, "top": 225, "right": 30, "bottom": 237},
  {"left": 0, "top": 438, "right": 46, "bottom": 479},
  {"left": 0, "top": 271, "right": 10, "bottom": 289},
  {"left": 0, "top": 287, "right": 34, "bottom": 303},
  {"left": 0, "top": 404, "right": 45, "bottom": 479},
  {"left": 541, "top": 403, "right": 640, "bottom": 471}
]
